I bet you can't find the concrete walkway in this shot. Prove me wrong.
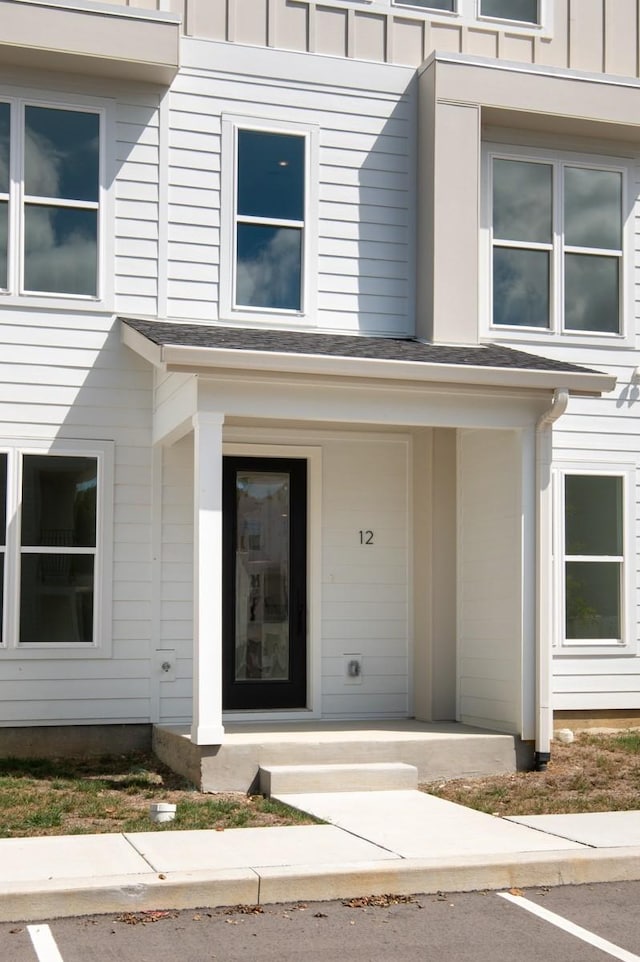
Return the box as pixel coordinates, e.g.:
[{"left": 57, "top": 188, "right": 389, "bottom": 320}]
[{"left": 1, "top": 792, "right": 640, "bottom": 924}]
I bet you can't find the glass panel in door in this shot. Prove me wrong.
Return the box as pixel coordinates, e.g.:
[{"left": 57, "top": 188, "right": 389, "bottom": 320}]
[{"left": 223, "top": 457, "right": 307, "bottom": 710}]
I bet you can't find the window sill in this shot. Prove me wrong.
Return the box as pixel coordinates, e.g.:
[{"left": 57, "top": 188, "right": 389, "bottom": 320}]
[
  {"left": 483, "top": 327, "right": 633, "bottom": 351},
  {"left": 0, "top": 292, "right": 113, "bottom": 314},
  {"left": 555, "top": 643, "right": 635, "bottom": 658},
  {"left": 0, "top": 645, "right": 111, "bottom": 660}
]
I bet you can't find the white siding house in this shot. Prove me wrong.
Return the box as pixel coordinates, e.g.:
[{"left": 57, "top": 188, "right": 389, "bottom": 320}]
[{"left": 1, "top": 0, "right": 639, "bottom": 781}]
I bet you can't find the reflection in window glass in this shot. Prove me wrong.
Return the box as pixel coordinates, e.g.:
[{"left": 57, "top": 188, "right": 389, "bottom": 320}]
[
  {"left": 493, "top": 247, "right": 549, "bottom": 327},
  {"left": 237, "top": 224, "right": 302, "bottom": 311},
  {"left": 235, "top": 128, "right": 305, "bottom": 312},
  {"left": 0, "top": 103, "right": 9, "bottom": 194},
  {"left": 20, "top": 554, "right": 94, "bottom": 644},
  {"left": 0, "top": 452, "right": 6, "bottom": 546},
  {"left": 565, "top": 475, "right": 622, "bottom": 556},
  {"left": 0, "top": 201, "right": 7, "bottom": 290},
  {"left": 564, "top": 254, "right": 619, "bottom": 333},
  {"left": 238, "top": 131, "right": 304, "bottom": 222},
  {"left": 25, "top": 107, "right": 99, "bottom": 203},
  {"left": 20, "top": 455, "right": 97, "bottom": 645},
  {"left": 565, "top": 168, "right": 622, "bottom": 251},
  {"left": 564, "top": 475, "right": 623, "bottom": 643},
  {"left": 493, "top": 159, "right": 551, "bottom": 245},
  {"left": 481, "top": 0, "right": 538, "bottom": 22},
  {"left": 0, "top": 103, "right": 9, "bottom": 291},
  {"left": 566, "top": 561, "right": 621, "bottom": 641},
  {"left": 24, "top": 206, "right": 97, "bottom": 296},
  {"left": 21, "top": 455, "right": 97, "bottom": 548}
]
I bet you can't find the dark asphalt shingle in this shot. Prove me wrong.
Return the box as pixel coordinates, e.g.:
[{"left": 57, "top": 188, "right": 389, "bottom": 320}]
[{"left": 122, "top": 317, "right": 599, "bottom": 376}]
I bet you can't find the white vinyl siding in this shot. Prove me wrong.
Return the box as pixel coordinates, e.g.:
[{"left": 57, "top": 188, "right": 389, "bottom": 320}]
[
  {"left": 155, "top": 430, "right": 410, "bottom": 725},
  {"left": 114, "top": 94, "right": 160, "bottom": 317},
  {"left": 166, "top": 45, "right": 414, "bottom": 335}
]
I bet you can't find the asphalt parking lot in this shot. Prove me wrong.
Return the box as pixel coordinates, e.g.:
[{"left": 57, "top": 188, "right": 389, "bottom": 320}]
[{"left": 3, "top": 881, "right": 640, "bottom": 962}]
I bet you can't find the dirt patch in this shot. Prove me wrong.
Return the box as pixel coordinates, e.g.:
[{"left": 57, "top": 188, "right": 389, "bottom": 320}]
[{"left": 422, "top": 731, "right": 640, "bottom": 816}]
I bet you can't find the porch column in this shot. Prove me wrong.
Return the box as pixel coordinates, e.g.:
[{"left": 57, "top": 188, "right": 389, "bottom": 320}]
[{"left": 191, "top": 411, "right": 225, "bottom": 745}]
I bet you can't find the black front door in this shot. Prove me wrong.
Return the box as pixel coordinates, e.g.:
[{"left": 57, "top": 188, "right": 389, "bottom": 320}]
[{"left": 222, "top": 456, "right": 307, "bottom": 710}]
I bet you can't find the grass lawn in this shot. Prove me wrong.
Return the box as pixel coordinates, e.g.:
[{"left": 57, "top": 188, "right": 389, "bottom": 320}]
[
  {"left": 0, "top": 754, "right": 318, "bottom": 838},
  {"left": 2, "top": 731, "right": 638, "bottom": 838},
  {"left": 422, "top": 730, "right": 640, "bottom": 816}
]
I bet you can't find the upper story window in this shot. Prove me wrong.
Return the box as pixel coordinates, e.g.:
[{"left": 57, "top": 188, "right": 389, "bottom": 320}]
[
  {"left": 0, "top": 97, "right": 103, "bottom": 301},
  {"left": 486, "top": 146, "right": 629, "bottom": 339},
  {"left": 390, "top": 0, "right": 548, "bottom": 31},
  {"left": 220, "top": 115, "right": 318, "bottom": 326},
  {"left": 236, "top": 129, "right": 305, "bottom": 312},
  {"left": 480, "top": 0, "right": 538, "bottom": 23}
]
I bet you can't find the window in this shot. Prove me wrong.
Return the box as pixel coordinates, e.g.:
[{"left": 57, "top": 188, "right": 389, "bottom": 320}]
[
  {"left": 220, "top": 116, "right": 317, "bottom": 324},
  {"left": 0, "top": 442, "right": 113, "bottom": 655},
  {"left": 556, "top": 467, "right": 634, "bottom": 652},
  {"left": 0, "top": 98, "right": 102, "bottom": 299},
  {"left": 389, "top": 0, "right": 551, "bottom": 31},
  {"left": 489, "top": 149, "right": 627, "bottom": 336},
  {"left": 480, "top": 0, "right": 538, "bottom": 23},
  {"left": 392, "top": 0, "right": 453, "bottom": 8}
]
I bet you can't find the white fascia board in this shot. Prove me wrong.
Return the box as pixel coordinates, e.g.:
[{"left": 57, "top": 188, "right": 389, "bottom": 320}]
[
  {"left": 182, "top": 37, "right": 415, "bottom": 96},
  {"left": 157, "top": 343, "right": 615, "bottom": 396},
  {"left": 422, "top": 49, "right": 640, "bottom": 94},
  {"left": 11, "top": 0, "right": 180, "bottom": 25},
  {"left": 121, "top": 322, "right": 164, "bottom": 367}
]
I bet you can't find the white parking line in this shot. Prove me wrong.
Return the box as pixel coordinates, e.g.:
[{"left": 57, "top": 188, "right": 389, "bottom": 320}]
[
  {"left": 27, "top": 925, "right": 64, "bottom": 962},
  {"left": 499, "top": 891, "right": 640, "bottom": 962}
]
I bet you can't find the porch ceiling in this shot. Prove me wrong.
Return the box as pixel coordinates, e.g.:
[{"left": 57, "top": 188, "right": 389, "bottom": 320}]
[{"left": 121, "top": 317, "right": 615, "bottom": 396}]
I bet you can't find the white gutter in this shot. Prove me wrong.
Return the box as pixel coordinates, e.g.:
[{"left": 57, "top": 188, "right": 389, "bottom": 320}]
[{"left": 534, "top": 388, "right": 569, "bottom": 771}]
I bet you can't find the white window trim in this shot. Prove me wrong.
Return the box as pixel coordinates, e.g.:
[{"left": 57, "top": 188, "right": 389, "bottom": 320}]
[
  {"left": 219, "top": 113, "right": 318, "bottom": 329},
  {"left": 0, "top": 438, "right": 114, "bottom": 660},
  {"left": 0, "top": 84, "right": 114, "bottom": 312},
  {"left": 552, "top": 461, "right": 636, "bottom": 657},
  {"left": 481, "top": 142, "right": 635, "bottom": 348},
  {"left": 386, "top": 0, "right": 553, "bottom": 36}
]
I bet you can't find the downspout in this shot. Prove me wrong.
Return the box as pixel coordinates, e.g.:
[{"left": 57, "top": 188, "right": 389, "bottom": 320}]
[{"left": 534, "top": 388, "right": 569, "bottom": 772}]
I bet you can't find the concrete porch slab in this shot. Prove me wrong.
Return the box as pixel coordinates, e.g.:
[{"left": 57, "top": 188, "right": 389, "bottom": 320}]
[{"left": 153, "top": 720, "right": 522, "bottom": 792}]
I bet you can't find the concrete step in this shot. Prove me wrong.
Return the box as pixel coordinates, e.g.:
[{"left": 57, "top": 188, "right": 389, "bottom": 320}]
[{"left": 259, "top": 761, "right": 418, "bottom": 796}]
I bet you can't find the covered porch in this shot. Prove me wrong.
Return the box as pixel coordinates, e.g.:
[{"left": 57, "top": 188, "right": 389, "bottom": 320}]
[{"left": 122, "top": 318, "right": 614, "bottom": 791}]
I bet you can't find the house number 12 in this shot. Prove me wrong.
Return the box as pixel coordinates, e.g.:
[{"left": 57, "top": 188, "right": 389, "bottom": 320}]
[{"left": 359, "top": 530, "right": 374, "bottom": 545}]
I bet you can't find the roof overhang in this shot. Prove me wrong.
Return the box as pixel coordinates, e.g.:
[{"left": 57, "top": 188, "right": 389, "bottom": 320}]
[
  {"left": 121, "top": 319, "right": 616, "bottom": 397},
  {"left": 0, "top": 0, "right": 180, "bottom": 86}
]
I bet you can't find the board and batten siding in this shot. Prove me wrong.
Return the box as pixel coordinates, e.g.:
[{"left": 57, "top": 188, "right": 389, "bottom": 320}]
[
  {"left": 166, "top": 44, "right": 415, "bottom": 336},
  {"left": 457, "top": 429, "right": 523, "bottom": 734},
  {"left": 104, "top": 0, "right": 640, "bottom": 75},
  {"left": 155, "top": 431, "right": 411, "bottom": 723}
]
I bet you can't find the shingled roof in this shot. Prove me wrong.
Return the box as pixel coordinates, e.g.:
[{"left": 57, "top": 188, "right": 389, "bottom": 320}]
[{"left": 122, "top": 318, "right": 598, "bottom": 376}]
